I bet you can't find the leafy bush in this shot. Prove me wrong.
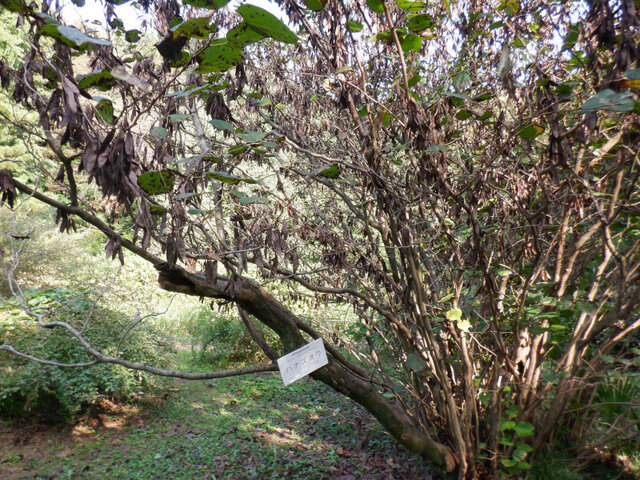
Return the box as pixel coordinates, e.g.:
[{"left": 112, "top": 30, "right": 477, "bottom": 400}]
[
  {"left": 0, "top": 288, "right": 174, "bottom": 421},
  {"left": 186, "top": 308, "right": 279, "bottom": 367}
]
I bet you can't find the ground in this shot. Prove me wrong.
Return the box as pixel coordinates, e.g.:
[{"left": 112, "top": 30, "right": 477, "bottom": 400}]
[{"left": 0, "top": 373, "right": 441, "bottom": 480}]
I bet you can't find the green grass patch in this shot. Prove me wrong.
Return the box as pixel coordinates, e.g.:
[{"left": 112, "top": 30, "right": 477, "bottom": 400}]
[{"left": 0, "top": 372, "right": 437, "bottom": 479}]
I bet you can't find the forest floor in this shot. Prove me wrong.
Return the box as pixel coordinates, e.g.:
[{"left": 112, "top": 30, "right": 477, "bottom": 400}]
[{"left": 0, "top": 372, "right": 441, "bottom": 480}]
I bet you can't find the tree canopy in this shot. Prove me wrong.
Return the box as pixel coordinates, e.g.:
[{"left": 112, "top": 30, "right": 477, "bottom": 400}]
[{"left": 1, "top": 0, "right": 639, "bottom": 477}]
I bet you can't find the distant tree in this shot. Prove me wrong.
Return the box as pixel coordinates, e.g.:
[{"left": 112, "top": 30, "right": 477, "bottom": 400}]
[{"left": 1, "top": 0, "right": 639, "bottom": 477}]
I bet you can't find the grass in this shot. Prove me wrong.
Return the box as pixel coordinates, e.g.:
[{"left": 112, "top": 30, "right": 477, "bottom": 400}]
[{"left": 0, "top": 361, "right": 439, "bottom": 480}]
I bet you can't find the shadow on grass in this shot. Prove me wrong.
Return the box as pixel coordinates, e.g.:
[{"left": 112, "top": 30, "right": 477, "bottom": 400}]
[{"left": 0, "top": 373, "right": 441, "bottom": 480}]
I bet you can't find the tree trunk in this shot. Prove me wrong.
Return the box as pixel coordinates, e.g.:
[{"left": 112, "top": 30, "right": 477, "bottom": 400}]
[{"left": 157, "top": 263, "right": 457, "bottom": 472}]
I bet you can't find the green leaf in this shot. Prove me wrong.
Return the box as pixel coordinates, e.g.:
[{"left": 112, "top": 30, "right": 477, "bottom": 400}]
[
  {"left": 548, "top": 323, "right": 567, "bottom": 332},
  {"left": 34, "top": 12, "right": 58, "bottom": 24},
  {"left": 0, "top": 0, "right": 27, "bottom": 13},
  {"left": 505, "top": 404, "right": 519, "bottom": 418},
  {"left": 348, "top": 21, "right": 363, "bottom": 32},
  {"left": 500, "top": 419, "right": 516, "bottom": 430},
  {"left": 169, "top": 114, "right": 190, "bottom": 123},
  {"left": 453, "top": 72, "right": 471, "bottom": 89},
  {"left": 518, "top": 123, "right": 545, "bottom": 139},
  {"left": 625, "top": 68, "right": 640, "bottom": 80},
  {"left": 93, "top": 97, "right": 115, "bottom": 124},
  {"left": 408, "top": 13, "right": 434, "bottom": 31},
  {"left": 516, "top": 443, "right": 533, "bottom": 453},
  {"left": 477, "top": 111, "right": 493, "bottom": 121},
  {"left": 512, "top": 448, "right": 528, "bottom": 461},
  {"left": 376, "top": 31, "right": 393, "bottom": 43},
  {"left": 197, "top": 43, "right": 244, "bottom": 73},
  {"left": 238, "top": 4, "right": 298, "bottom": 44},
  {"left": 424, "top": 144, "right": 449, "bottom": 153},
  {"left": 401, "top": 33, "right": 422, "bottom": 52},
  {"left": 408, "top": 73, "right": 421, "bottom": 87},
  {"left": 137, "top": 170, "right": 175, "bottom": 195},
  {"left": 206, "top": 171, "right": 257, "bottom": 184},
  {"left": 366, "top": 0, "right": 384, "bottom": 13},
  {"left": 397, "top": 0, "right": 424, "bottom": 11},
  {"left": 579, "top": 89, "right": 636, "bottom": 113},
  {"left": 77, "top": 70, "right": 117, "bottom": 91},
  {"left": 229, "top": 145, "right": 249, "bottom": 155},
  {"left": 474, "top": 92, "right": 493, "bottom": 101},
  {"left": 182, "top": 0, "right": 229, "bottom": 9},
  {"left": 39, "top": 24, "right": 111, "bottom": 49},
  {"left": 318, "top": 165, "right": 340, "bottom": 178},
  {"left": 237, "top": 131, "right": 266, "bottom": 143},
  {"left": 252, "top": 97, "right": 272, "bottom": 107},
  {"left": 501, "top": 458, "right": 517, "bottom": 468},
  {"left": 513, "top": 421, "right": 534, "bottom": 437},
  {"left": 446, "top": 308, "right": 462, "bottom": 321},
  {"left": 576, "top": 301, "right": 597, "bottom": 312},
  {"left": 304, "top": 0, "right": 327, "bottom": 10},
  {"left": 447, "top": 91, "right": 472, "bottom": 102},
  {"left": 226, "top": 22, "right": 266, "bottom": 48},
  {"left": 562, "top": 24, "right": 579, "bottom": 51},
  {"left": 210, "top": 119, "right": 235, "bottom": 131},
  {"left": 125, "top": 29, "right": 141, "bottom": 43},
  {"left": 499, "top": 436, "right": 515, "bottom": 446},
  {"left": 172, "top": 17, "right": 213, "bottom": 39},
  {"left": 456, "top": 109, "right": 473, "bottom": 121},
  {"left": 150, "top": 126, "right": 169, "bottom": 139},
  {"left": 239, "top": 196, "right": 268, "bottom": 204},
  {"left": 457, "top": 319, "right": 471, "bottom": 332},
  {"left": 406, "top": 353, "right": 426, "bottom": 371}
]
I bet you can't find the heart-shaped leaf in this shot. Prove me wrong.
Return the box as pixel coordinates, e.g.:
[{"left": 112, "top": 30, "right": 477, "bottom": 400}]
[{"left": 513, "top": 421, "right": 534, "bottom": 437}]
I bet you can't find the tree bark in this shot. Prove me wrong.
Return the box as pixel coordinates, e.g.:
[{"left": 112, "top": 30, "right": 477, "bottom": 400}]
[{"left": 157, "top": 263, "right": 457, "bottom": 471}]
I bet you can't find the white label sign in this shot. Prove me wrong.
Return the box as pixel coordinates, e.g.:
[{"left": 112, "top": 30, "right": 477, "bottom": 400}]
[{"left": 277, "top": 338, "right": 328, "bottom": 386}]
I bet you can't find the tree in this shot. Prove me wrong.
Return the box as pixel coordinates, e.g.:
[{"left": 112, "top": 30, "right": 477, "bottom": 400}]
[{"left": 1, "top": 0, "right": 639, "bottom": 477}]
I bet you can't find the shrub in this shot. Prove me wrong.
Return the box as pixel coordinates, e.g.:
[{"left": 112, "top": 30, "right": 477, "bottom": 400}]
[
  {"left": 186, "top": 308, "right": 279, "bottom": 367},
  {"left": 0, "top": 288, "right": 174, "bottom": 421}
]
